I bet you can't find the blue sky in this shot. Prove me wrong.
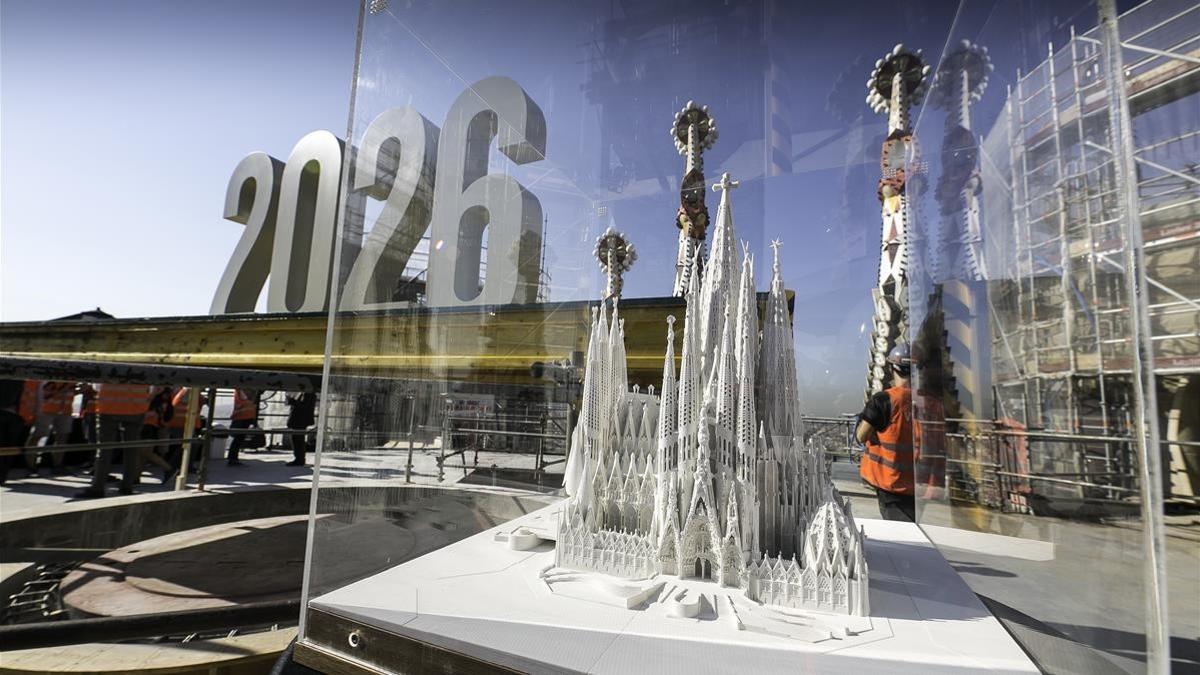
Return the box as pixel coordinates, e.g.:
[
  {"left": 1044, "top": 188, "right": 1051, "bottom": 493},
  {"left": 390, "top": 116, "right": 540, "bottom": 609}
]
[
  {"left": 2, "top": 0, "right": 1114, "bottom": 415},
  {"left": 1, "top": 0, "right": 358, "bottom": 320}
]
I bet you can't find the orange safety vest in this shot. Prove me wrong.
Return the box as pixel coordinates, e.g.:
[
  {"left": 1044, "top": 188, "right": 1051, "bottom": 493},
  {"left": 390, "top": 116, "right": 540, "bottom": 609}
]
[
  {"left": 860, "top": 385, "right": 915, "bottom": 496},
  {"left": 96, "top": 383, "right": 151, "bottom": 416},
  {"left": 18, "top": 381, "right": 39, "bottom": 425},
  {"left": 232, "top": 389, "right": 257, "bottom": 421},
  {"left": 169, "top": 387, "right": 204, "bottom": 429},
  {"left": 40, "top": 382, "right": 76, "bottom": 416}
]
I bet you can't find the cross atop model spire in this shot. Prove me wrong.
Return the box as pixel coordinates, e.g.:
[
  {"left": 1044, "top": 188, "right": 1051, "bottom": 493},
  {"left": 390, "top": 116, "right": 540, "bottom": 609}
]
[{"left": 712, "top": 172, "right": 740, "bottom": 193}]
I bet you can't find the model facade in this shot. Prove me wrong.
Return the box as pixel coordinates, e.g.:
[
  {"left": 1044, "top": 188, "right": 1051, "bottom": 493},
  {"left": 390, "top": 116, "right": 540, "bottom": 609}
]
[{"left": 559, "top": 165, "right": 869, "bottom": 616}]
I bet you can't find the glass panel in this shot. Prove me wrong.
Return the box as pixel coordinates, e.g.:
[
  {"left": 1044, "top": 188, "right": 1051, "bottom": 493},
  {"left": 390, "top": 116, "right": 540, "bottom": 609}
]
[
  {"left": 909, "top": 1, "right": 1196, "bottom": 672},
  {"left": 299, "top": 0, "right": 1194, "bottom": 672},
  {"left": 1119, "top": 0, "right": 1200, "bottom": 670}
]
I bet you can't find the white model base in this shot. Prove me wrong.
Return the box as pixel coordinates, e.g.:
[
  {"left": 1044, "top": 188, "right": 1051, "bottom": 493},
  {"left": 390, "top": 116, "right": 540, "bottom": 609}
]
[{"left": 310, "top": 501, "right": 1036, "bottom": 674}]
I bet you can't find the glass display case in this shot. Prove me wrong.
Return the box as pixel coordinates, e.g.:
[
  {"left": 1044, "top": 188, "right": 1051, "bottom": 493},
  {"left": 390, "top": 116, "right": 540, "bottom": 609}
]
[{"left": 296, "top": 1, "right": 1198, "bottom": 672}]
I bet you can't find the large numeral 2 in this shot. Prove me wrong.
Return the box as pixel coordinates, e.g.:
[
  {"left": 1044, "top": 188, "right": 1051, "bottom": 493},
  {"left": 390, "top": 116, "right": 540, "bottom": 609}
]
[
  {"left": 340, "top": 107, "right": 440, "bottom": 310},
  {"left": 211, "top": 152, "right": 283, "bottom": 314}
]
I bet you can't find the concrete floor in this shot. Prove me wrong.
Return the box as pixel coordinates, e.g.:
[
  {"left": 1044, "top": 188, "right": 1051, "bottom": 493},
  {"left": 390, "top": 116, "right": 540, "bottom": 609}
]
[{"left": 2, "top": 447, "right": 1195, "bottom": 673}]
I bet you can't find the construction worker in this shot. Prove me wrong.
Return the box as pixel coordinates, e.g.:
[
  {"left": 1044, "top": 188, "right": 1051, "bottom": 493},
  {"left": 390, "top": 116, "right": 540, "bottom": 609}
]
[
  {"left": 16, "top": 380, "right": 39, "bottom": 475},
  {"left": 855, "top": 343, "right": 916, "bottom": 522},
  {"left": 26, "top": 381, "right": 75, "bottom": 472},
  {"left": 136, "top": 386, "right": 176, "bottom": 484},
  {"left": 165, "top": 387, "right": 207, "bottom": 478},
  {"left": 79, "top": 383, "right": 99, "bottom": 446},
  {"left": 0, "top": 379, "right": 27, "bottom": 485},
  {"left": 226, "top": 389, "right": 258, "bottom": 466},
  {"left": 284, "top": 391, "right": 316, "bottom": 467},
  {"left": 79, "top": 382, "right": 151, "bottom": 498}
]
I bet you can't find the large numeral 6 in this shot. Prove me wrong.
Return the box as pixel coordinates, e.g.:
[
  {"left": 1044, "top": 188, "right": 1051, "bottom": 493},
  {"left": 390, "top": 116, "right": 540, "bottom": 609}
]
[{"left": 427, "top": 76, "right": 547, "bottom": 307}]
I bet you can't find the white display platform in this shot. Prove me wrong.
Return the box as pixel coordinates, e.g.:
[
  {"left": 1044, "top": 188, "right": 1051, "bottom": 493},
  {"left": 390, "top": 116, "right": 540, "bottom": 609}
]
[{"left": 311, "top": 501, "right": 1036, "bottom": 674}]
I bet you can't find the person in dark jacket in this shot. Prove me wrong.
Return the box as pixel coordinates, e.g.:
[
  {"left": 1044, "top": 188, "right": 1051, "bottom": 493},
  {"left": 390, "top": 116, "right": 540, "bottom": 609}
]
[
  {"left": 0, "top": 379, "right": 28, "bottom": 485},
  {"left": 285, "top": 392, "right": 316, "bottom": 467}
]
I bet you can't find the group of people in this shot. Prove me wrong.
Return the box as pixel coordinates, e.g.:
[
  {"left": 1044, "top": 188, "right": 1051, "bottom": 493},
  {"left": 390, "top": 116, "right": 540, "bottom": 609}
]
[{"left": 0, "top": 379, "right": 319, "bottom": 498}]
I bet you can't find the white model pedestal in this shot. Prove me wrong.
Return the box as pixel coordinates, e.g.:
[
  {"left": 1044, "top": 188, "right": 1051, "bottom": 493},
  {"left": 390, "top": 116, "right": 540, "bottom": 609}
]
[{"left": 309, "top": 501, "right": 1036, "bottom": 674}]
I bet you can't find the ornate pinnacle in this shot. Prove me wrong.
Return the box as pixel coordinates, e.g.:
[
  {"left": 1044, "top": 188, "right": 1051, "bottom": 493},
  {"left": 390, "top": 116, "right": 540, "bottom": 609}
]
[
  {"left": 929, "top": 40, "right": 993, "bottom": 132},
  {"left": 672, "top": 101, "right": 716, "bottom": 241},
  {"left": 865, "top": 44, "right": 930, "bottom": 135},
  {"left": 595, "top": 227, "right": 637, "bottom": 300}
]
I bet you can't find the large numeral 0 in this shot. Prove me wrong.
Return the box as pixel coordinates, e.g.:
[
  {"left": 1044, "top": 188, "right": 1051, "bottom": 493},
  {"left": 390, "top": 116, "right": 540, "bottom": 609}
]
[
  {"left": 341, "top": 107, "right": 440, "bottom": 310},
  {"left": 210, "top": 152, "right": 283, "bottom": 314},
  {"left": 427, "top": 76, "right": 547, "bottom": 307},
  {"left": 268, "top": 130, "right": 345, "bottom": 313}
]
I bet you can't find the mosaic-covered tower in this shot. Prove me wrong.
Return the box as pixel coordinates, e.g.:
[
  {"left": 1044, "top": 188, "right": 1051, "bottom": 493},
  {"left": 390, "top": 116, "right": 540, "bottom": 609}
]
[
  {"left": 927, "top": 40, "right": 993, "bottom": 420},
  {"left": 931, "top": 39, "right": 993, "bottom": 282},
  {"left": 595, "top": 227, "right": 638, "bottom": 300},
  {"left": 864, "top": 44, "right": 930, "bottom": 399},
  {"left": 670, "top": 101, "right": 718, "bottom": 296}
]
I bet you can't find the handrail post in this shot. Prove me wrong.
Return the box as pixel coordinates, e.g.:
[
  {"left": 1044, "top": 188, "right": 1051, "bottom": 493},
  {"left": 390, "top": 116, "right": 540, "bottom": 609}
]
[{"left": 174, "top": 392, "right": 202, "bottom": 491}]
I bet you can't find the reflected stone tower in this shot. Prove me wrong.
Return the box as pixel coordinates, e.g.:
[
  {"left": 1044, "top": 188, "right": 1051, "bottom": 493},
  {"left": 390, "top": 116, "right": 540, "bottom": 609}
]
[
  {"left": 864, "top": 45, "right": 929, "bottom": 399},
  {"left": 670, "top": 102, "right": 719, "bottom": 296}
]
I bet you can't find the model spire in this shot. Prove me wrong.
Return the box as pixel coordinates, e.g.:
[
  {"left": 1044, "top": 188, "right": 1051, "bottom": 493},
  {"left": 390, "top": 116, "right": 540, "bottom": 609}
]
[
  {"left": 757, "top": 241, "right": 801, "bottom": 445},
  {"left": 697, "top": 172, "right": 741, "bottom": 385},
  {"left": 735, "top": 249, "right": 758, "bottom": 467},
  {"left": 657, "top": 316, "right": 678, "bottom": 474},
  {"left": 676, "top": 247, "right": 703, "bottom": 470}
]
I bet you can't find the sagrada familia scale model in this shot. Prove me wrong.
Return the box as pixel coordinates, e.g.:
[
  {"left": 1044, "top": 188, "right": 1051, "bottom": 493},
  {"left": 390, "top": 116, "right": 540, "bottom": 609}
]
[{"left": 556, "top": 105, "right": 869, "bottom": 617}]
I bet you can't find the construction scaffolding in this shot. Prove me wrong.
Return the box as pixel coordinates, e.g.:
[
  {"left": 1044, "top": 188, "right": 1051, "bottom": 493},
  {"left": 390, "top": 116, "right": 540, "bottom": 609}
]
[{"left": 982, "top": 0, "right": 1199, "bottom": 505}]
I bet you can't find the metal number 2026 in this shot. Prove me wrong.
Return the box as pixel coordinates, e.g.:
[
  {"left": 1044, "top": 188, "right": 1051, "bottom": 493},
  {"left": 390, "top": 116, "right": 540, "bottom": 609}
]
[{"left": 211, "top": 77, "right": 546, "bottom": 314}]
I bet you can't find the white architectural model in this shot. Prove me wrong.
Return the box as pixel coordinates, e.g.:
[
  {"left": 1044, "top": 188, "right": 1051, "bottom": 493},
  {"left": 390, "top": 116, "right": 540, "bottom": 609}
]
[{"left": 559, "top": 171, "right": 869, "bottom": 616}]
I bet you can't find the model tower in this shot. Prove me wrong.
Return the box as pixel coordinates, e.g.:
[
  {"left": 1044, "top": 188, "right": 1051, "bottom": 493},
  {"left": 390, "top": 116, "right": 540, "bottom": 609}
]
[
  {"left": 864, "top": 44, "right": 930, "bottom": 399},
  {"left": 670, "top": 101, "right": 719, "bottom": 296}
]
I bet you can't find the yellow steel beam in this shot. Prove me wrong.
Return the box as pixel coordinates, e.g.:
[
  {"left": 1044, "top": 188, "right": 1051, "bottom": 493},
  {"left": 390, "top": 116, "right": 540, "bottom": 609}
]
[{"left": 0, "top": 294, "right": 789, "bottom": 387}]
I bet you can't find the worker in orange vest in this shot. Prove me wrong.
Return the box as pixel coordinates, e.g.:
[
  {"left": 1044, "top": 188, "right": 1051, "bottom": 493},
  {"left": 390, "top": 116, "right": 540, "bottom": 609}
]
[
  {"left": 25, "top": 381, "right": 75, "bottom": 473},
  {"left": 164, "top": 387, "right": 207, "bottom": 479},
  {"left": 78, "top": 382, "right": 151, "bottom": 498},
  {"left": 856, "top": 343, "right": 916, "bottom": 522},
  {"left": 226, "top": 389, "right": 259, "bottom": 467},
  {"left": 135, "top": 386, "right": 176, "bottom": 484}
]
